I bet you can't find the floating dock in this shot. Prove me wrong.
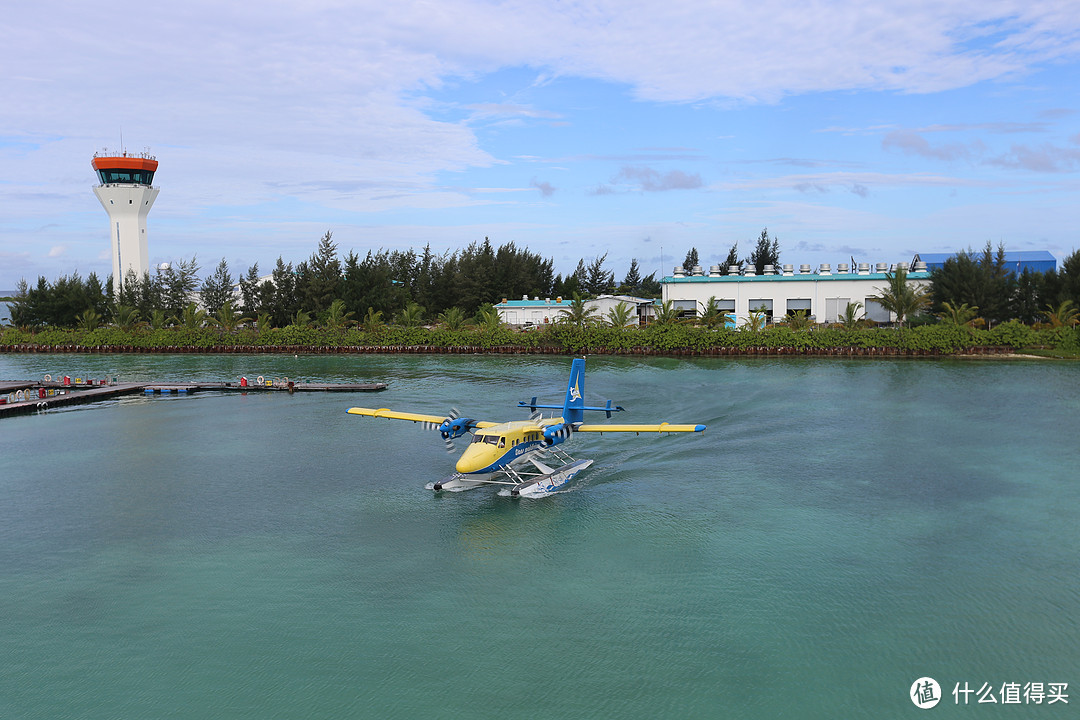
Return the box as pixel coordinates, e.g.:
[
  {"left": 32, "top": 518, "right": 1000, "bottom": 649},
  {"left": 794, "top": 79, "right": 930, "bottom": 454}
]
[{"left": 0, "top": 377, "right": 386, "bottom": 418}]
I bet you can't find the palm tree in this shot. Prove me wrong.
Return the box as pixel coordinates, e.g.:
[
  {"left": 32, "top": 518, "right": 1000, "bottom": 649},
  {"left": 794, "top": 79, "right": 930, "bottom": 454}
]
[
  {"left": 605, "top": 301, "right": 635, "bottom": 328},
  {"left": 839, "top": 301, "right": 866, "bottom": 330},
  {"left": 937, "top": 301, "right": 982, "bottom": 328},
  {"left": 323, "top": 299, "right": 356, "bottom": 330},
  {"left": 397, "top": 301, "right": 425, "bottom": 327},
  {"left": 741, "top": 307, "right": 767, "bottom": 332},
  {"left": 291, "top": 309, "right": 313, "bottom": 327},
  {"left": 77, "top": 308, "right": 102, "bottom": 331},
  {"left": 698, "top": 296, "right": 731, "bottom": 329},
  {"left": 474, "top": 304, "right": 502, "bottom": 331},
  {"left": 213, "top": 300, "right": 252, "bottom": 332},
  {"left": 361, "top": 307, "right": 385, "bottom": 333},
  {"left": 872, "top": 267, "right": 931, "bottom": 327},
  {"left": 112, "top": 305, "right": 144, "bottom": 330},
  {"left": 174, "top": 302, "right": 210, "bottom": 329},
  {"left": 781, "top": 309, "right": 813, "bottom": 330},
  {"left": 256, "top": 312, "right": 273, "bottom": 332},
  {"left": 150, "top": 308, "right": 170, "bottom": 330},
  {"left": 1040, "top": 300, "right": 1079, "bottom": 327},
  {"left": 437, "top": 306, "right": 467, "bottom": 331},
  {"left": 651, "top": 299, "right": 682, "bottom": 326},
  {"left": 558, "top": 293, "right": 599, "bottom": 328}
]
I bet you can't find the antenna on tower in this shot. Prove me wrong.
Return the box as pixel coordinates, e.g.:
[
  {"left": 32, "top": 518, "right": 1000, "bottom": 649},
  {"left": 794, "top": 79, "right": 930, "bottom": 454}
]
[{"left": 120, "top": 127, "right": 124, "bottom": 156}]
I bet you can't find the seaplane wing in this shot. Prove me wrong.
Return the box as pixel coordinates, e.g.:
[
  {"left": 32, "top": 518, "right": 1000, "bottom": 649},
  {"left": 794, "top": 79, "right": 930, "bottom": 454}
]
[
  {"left": 575, "top": 423, "right": 706, "bottom": 434},
  {"left": 346, "top": 407, "right": 498, "bottom": 428}
]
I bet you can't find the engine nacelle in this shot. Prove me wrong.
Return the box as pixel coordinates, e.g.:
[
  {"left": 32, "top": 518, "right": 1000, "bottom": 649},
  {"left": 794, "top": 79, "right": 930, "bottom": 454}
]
[
  {"left": 440, "top": 417, "right": 474, "bottom": 439},
  {"left": 542, "top": 422, "right": 573, "bottom": 446}
]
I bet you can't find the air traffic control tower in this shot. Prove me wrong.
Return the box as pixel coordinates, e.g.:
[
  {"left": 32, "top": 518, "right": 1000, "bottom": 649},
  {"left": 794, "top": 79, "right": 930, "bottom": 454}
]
[{"left": 92, "top": 150, "right": 160, "bottom": 292}]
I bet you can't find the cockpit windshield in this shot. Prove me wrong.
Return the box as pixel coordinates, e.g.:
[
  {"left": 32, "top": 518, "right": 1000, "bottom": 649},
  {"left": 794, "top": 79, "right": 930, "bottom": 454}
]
[{"left": 471, "top": 434, "right": 502, "bottom": 445}]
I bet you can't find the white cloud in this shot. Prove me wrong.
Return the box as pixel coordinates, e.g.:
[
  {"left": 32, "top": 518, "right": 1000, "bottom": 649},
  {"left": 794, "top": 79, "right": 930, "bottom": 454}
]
[{"left": 3, "top": 1, "right": 1080, "bottom": 284}]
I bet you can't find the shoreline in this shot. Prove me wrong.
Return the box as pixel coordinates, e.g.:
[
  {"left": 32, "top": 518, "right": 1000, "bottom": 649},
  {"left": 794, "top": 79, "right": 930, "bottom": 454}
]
[{"left": 0, "top": 342, "right": 1024, "bottom": 358}]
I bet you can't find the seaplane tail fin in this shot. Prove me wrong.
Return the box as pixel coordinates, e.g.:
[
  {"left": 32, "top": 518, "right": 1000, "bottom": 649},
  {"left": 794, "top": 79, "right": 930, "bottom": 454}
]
[{"left": 562, "top": 357, "right": 587, "bottom": 425}]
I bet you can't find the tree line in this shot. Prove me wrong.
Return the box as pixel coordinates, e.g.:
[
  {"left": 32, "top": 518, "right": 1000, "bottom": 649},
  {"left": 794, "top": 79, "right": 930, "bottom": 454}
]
[
  {"left": 7, "top": 231, "right": 1079, "bottom": 332},
  {"left": 7, "top": 233, "right": 662, "bottom": 329}
]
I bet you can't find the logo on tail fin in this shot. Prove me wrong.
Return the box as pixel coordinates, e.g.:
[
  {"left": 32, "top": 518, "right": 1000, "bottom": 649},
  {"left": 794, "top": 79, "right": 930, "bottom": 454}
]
[{"left": 562, "top": 358, "right": 587, "bottom": 425}]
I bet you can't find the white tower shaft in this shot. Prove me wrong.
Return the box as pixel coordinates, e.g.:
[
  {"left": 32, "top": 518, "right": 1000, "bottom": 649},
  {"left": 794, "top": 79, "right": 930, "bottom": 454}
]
[{"left": 93, "top": 184, "right": 160, "bottom": 290}]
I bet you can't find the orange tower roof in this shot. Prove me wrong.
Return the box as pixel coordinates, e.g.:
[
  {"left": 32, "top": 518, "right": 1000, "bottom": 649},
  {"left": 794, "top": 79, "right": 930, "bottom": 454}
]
[{"left": 92, "top": 156, "right": 159, "bottom": 172}]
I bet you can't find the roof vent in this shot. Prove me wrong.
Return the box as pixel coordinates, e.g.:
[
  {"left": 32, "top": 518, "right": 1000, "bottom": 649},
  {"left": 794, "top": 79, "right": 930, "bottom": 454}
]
[
  {"left": 744, "top": 266, "right": 756, "bottom": 276},
  {"left": 819, "top": 263, "right": 832, "bottom": 275},
  {"left": 763, "top": 264, "right": 775, "bottom": 275},
  {"left": 709, "top": 264, "right": 722, "bottom": 277},
  {"left": 728, "top": 265, "right": 741, "bottom": 275},
  {"left": 673, "top": 266, "right": 685, "bottom": 277},
  {"left": 913, "top": 261, "right": 927, "bottom": 272},
  {"left": 875, "top": 262, "right": 888, "bottom": 273},
  {"left": 799, "top": 264, "right": 811, "bottom": 274},
  {"left": 692, "top": 265, "right": 703, "bottom": 276},
  {"left": 857, "top": 263, "right": 870, "bottom": 275},
  {"left": 837, "top": 263, "right": 849, "bottom": 274},
  {"left": 782, "top": 264, "right": 794, "bottom": 276}
]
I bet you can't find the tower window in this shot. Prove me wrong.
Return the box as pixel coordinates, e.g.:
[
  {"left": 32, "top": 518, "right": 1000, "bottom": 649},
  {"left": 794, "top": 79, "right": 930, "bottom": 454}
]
[{"left": 96, "top": 169, "right": 155, "bottom": 185}]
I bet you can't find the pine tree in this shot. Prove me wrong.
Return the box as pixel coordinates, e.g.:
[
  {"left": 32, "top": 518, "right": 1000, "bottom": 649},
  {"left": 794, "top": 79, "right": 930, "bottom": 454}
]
[
  {"left": 239, "top": 263, "right": 262, "bottom": 317},
  {"left": 722, "top": 243, "right": 740, "bottom": 275},
  {"left": 683, "top": 247, "right": 699, "bottom": 273},
  {"left": 584, "top": 253, "right": 614, "bottom": 296},
  {"left": 271, "top": 257, "right": 298, "bottom": 327},
  {"left": 745, "top": 228, "right": 780, "bottom": 274},
  {"left": 622, "top": 259, "right": 642, "bottom": 293},
  {"left": 200, "top": 258, "right": 234, "bottom": 315},
  {"left": 299, "top": 231, "right": 342, "bottom": 313},
  {"left": 161, "top": 256, "right": 200, "bottom": 317}
]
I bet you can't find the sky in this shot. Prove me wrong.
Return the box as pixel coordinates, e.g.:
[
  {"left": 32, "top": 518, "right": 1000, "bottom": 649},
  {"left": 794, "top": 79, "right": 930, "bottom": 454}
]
[{"left": 3, "top": 0, "right": 1080, "bottom": 290}]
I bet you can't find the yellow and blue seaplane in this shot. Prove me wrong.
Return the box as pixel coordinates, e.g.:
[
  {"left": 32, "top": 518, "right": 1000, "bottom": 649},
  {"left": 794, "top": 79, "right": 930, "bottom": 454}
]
[{"left": 347, "top": 358, "right": 706, "bottom": 496}]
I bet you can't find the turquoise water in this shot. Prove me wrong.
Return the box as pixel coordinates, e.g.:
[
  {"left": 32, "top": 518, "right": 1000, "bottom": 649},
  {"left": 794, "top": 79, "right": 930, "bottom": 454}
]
[{"left": 2, "top": 353, "right": 1077, "bottom": 718}]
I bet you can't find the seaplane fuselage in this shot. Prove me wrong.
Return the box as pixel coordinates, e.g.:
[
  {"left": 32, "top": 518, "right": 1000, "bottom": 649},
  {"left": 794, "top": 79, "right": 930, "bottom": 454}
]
[{"left": 456, "top": 421, "right": 551, "bottom": 474}]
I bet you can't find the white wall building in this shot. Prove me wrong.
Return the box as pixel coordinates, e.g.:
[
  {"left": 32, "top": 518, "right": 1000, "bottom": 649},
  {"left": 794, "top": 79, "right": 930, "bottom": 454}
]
[
  {"left": 662, "top": 262, "right": 931, "bottom": 325},
  {"left": 495, "top": 295, "right": 655, "bottom": 326}
]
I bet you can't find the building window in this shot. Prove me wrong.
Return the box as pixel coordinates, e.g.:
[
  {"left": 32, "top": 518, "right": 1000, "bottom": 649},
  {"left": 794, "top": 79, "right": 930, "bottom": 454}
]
[
  {"left": 748, "top": 299, "right": 773, "bottom": 322},
  {"left": 786, "top": 298, "right": 811, "bottom": 317},
  {"left": 672, "top": 299, "right": 697, "bottom": 318},
  {"left": 865, "top": 298, "right": 891, "bottom": 323}
]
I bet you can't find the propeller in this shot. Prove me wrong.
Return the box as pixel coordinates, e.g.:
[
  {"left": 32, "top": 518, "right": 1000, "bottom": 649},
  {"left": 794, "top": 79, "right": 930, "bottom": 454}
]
[{"left": 423, "top": 408, "right": 468, "bottom": 453}]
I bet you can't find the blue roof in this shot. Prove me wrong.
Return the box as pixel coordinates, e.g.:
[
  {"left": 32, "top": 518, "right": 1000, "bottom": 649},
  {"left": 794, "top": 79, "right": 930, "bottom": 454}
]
[
  {"left": 913, "top": 251, "right": 1056, "bottom": 274},
  {"left": 663, "top": 271, "right": 929, "bottom": 283}
]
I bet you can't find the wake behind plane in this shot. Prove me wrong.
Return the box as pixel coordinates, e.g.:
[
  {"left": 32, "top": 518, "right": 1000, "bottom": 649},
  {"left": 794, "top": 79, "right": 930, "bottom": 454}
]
[{"left": 347, "top": 358, "right": 706, "bottom": 496}]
